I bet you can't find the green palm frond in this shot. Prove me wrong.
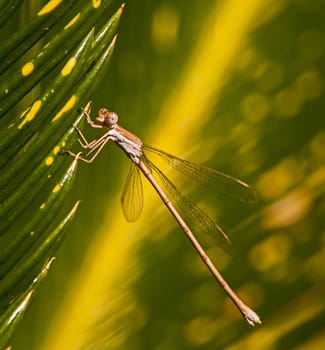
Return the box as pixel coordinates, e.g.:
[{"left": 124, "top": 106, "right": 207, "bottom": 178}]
[{"left": 0, "top": 1, "right": 123, "bottom": 348}]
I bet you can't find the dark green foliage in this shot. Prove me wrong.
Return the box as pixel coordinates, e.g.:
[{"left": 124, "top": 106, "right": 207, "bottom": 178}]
[{"left": 0, "top": 1, "right": 123, "bottom": 348}]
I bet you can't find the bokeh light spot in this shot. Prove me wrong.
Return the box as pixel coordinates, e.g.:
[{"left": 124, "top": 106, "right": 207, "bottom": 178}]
[
  {"left": 295, "top": 69, "right": 323, "bottom": 101},
  {"left": 257, "top": 158, "right": 301, "bottom": 200},
  {"left": 303, "top": 244, "right": 325, "bottom": 282},
  {"left": 249, "top": 233, "right": 291, "bottom": 272},
  {"left": 236, "top": 47, "right": 257, "bottom": 71},
  {"left": 274, "top": 88, "right": 302, "bottom": 118},
  {"left": 263, "top": 188, "right": 312, "bottom": 229},
  {"left": 310, "top": 130, "right": 325, "bottom": 160},
  {"left": 257, "top": 61, "right": 284, "bottom": 91},
  {"left": 151, "top": 4, "right": 179, "bottom": 53},
  {"left": 242, "top": 92, "right": 271, "bottom": 122},
  {"left": 183, "top": 316, "right": 218, "bottom": 346}
]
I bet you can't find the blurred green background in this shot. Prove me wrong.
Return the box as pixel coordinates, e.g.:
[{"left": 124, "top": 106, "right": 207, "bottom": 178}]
[{"left": 9, "top": 0, "right": 325, "bottom": 349}]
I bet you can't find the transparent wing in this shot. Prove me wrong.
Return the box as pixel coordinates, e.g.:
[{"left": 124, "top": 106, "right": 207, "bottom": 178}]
[
  {"left": 143, "top": 156, "right": 232, "bottom": 254},
  {"left": 144, "top": 144, "right": 257, "bottom": 203},
  {"left": 121, "top": 162, "right": 143, "bottom": 222}
]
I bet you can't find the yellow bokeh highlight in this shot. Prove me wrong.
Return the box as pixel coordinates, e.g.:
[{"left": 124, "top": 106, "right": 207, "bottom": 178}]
[
  {"left": 241, "top": 92, "right": 271, "bottom": 122},
  {"left": 310, "top": 130, "right": 325, "bottom": 160},
  {"left": 18, "top": 100, "right": 42, "bottom": 129},
  {"left": 262, "top": 188, "right": 312, "bottom": 229},
  {"left": 64, "top": 13, "right": 80, "bottom": 30},
  {"left": 305, "top": 166, "right": 325, "bottom": 190},
  {"left": 257, "top": 61, "right": 284, "bottom": 91},
  {"left": 38, "top": 0, "right": 63, "bottom": 16},
  {"left": 257, "top": 157, "right": 301, "bottom": 200},
  {"left": 52, "top": 95, "right": 77, "bottom": 121},
  {"left": 249, "top": 233, "right": 291, "bottom": 272},
  {"left": 274, "top": 87, "right": 302, "bottom": 118},
  {"left": 61, "top": 57, "right": 77, "bottom": 76},
  {"left": 151, "top": 4, "right": 179, "bottom": 53},
  {"left": 303, "top": 245, "right": 325, "bottom": 283},
  {"left": 273, "top": 69, "right": 323, "bottom": 119},
  {"left": 184, "top": 316, "right": 218, "bottom": 346},
  {"left": 295, "top": 69, "right": 323, "bottom": 101},
  {"left": 92, "top": 0, "right": 101, "bottom": 9},
  {"left": 42, "top": 1, "right": 276, "bottom": 349},
  {"left": 52, "top": 184, "right": 61, "bottom": 193},
  {"left": 45, "top": 156, "right": 54, "bottom": 166},
  {"left": 21, "top": 62, "right": 34, "bottom": 76}
]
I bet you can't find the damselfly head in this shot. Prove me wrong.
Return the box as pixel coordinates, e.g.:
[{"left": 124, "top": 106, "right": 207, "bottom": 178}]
[{"left": 97, "top": 108, "right": 119, "bottom": 127}]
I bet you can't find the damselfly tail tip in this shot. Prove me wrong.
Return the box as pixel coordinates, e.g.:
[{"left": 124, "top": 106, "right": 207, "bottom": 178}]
[{"left": 243, "top": 308, "right": 261, "bottom": 326}]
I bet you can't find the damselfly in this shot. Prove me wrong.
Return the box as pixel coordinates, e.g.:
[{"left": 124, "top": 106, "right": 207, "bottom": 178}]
[{"left": 67, "top": 107, "right": 261, "bottom": 325}]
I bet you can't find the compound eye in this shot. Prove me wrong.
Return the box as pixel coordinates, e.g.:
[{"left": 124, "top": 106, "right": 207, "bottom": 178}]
[
  {"left": 107, "top": 111, "right": 118, "bottom": 125},
  {"left": 97, "top": 108, "right": 118, "bottom": 126}
]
